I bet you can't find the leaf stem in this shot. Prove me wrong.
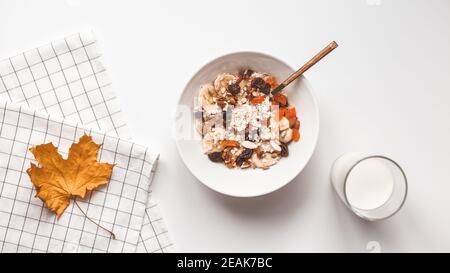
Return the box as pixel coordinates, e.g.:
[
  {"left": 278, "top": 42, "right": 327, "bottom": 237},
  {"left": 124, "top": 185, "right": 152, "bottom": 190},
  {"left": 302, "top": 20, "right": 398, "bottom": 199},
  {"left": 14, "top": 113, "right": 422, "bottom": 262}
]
[{"left": 73, "top": 198, "right": 116, "bottom": 240}]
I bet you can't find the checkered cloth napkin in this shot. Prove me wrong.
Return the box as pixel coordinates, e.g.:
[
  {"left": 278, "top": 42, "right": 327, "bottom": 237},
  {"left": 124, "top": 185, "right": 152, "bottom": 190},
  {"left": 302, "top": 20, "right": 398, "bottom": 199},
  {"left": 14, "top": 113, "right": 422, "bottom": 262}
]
[{"left": 0, "top": 32, "right": 172, "bottom": 252}]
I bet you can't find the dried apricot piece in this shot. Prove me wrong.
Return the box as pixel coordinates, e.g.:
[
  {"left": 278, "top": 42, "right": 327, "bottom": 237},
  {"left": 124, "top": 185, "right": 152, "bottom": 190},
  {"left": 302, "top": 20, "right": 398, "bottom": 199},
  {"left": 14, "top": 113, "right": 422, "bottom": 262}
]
[
  {"left": 284, "top": 107, "right": 297, "bottom": 119},
  {"left": 293, "top": 119, "right": 300, "bottom": 130},
  {"left": 251, "top": 96, "right": 266, "bottom": 104},
  {"left": 265, "top": 76, "right": 279, "bottom": 89},
  {"left": 273, "top": 93, "right": 288, "bottom": 106},
  {"left": 292, "top": 129, "right": 300, "bottom": 141},
  {"left": 288, "top": 116, "right": 297, "bottom": 128},
  {"left": 220, "top": 140, "right": 240, "bottom": 148},
  {"left": 278, "top": 108, "right": 286, "bottom": 121}
]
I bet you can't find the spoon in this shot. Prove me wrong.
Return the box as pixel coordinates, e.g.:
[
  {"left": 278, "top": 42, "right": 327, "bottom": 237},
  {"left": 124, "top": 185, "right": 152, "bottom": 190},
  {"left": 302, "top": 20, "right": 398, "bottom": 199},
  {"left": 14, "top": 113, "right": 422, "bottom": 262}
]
[{"left": 271, "top": 41, "right": 338, "bottom": 95}]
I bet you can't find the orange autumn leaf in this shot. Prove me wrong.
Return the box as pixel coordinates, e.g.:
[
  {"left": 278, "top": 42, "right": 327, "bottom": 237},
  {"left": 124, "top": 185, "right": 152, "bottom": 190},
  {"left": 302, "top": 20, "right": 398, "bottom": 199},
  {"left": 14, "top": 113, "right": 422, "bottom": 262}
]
[{"left": 27, "top": 134, "right": 115, "bottom": 218}]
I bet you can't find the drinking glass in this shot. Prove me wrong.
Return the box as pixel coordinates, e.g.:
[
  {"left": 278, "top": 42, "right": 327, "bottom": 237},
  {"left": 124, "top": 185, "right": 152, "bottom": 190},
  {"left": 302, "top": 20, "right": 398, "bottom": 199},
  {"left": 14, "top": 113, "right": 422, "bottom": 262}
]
[{"left": 331, "top": 153, "right": 408, "bottom": 221}]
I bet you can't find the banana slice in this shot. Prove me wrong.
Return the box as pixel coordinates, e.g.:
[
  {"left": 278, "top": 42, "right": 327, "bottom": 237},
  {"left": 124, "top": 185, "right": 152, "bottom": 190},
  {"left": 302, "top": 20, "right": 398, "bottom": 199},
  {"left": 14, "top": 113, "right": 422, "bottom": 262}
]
[
  {"left": 199, "top": 83, "right": 216, "bottom": 107},
  {"left": 214, "top": 73, "right": 236, "bottom": 94}
]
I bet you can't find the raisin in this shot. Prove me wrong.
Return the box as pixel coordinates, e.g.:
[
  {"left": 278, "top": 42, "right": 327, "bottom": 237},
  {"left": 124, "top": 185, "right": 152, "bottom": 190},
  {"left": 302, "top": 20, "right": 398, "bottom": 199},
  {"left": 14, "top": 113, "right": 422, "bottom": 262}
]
[
  {"left": 280, "top": 143, "right": 289, "bottom": 157},
  {"left": 251, "top": 77, "right": 271, "bottom": 94},
  {"left": 208, "top": 152, "right": 223, "bottom": 162},
  {"left": 228, "top": 83, "right": 241, "bottom": 95},
  {"left": 236, "top": 157, "right": 245, "bottom": 167},
  {"left": 236, "top": 149, "right": 253, "bottom": 167},
  {"left": 240, "top": 148, "right": 253, "bottom": 160},
  {"left": 251, "top": 77, "right": 266, "bottom": 89},
  {"left": 260, "top": 84, "right": 271, "bottom": 95}
]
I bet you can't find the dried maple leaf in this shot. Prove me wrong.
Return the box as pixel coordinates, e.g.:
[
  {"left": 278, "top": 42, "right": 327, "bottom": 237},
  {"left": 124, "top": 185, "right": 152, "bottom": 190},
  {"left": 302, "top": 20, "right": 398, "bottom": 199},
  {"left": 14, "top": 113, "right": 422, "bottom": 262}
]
[{"left": 27, "top": 134, "right": 115, "bottom": 218}]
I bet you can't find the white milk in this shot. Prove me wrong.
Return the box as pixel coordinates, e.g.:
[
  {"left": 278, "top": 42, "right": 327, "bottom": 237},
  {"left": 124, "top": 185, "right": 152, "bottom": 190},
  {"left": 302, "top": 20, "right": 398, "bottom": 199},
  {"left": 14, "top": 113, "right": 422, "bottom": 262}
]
[{"left": 345, "top": 158, "right": 394, "bottom": 210}]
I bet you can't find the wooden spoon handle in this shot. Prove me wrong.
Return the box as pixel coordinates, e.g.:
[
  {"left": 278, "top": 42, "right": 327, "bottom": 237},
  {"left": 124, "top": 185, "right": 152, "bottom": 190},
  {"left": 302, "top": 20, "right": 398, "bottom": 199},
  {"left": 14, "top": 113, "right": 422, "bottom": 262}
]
[{"left": 272, "top": 41, "right": 338, "bottom": 95}]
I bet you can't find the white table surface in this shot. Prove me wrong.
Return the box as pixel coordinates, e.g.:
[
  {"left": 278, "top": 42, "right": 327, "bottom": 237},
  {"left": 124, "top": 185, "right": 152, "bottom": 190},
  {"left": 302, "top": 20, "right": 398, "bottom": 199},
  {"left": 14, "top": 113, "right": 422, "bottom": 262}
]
[{"left": 1, "top": 0, "right": 449, "bottom": 252}]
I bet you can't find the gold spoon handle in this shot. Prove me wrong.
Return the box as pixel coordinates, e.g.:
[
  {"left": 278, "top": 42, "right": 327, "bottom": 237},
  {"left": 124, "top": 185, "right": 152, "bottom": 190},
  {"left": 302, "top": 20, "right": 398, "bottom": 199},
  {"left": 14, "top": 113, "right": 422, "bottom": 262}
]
[{"left": 272, "top": 41, "right": 338, "bottom": 95}]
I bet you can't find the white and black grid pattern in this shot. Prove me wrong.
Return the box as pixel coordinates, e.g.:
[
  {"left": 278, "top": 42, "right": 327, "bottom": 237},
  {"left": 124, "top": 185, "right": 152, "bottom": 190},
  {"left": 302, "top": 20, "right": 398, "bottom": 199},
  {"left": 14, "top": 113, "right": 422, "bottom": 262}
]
[
  {"left": 0, "top": 31, "right": 172, "bottom": 252},
  {"left": 0, "top": 31, "right": 129, "bottom": 139},
  {"left": 0, "top": 101, "right": 157, "bottom": 252}
]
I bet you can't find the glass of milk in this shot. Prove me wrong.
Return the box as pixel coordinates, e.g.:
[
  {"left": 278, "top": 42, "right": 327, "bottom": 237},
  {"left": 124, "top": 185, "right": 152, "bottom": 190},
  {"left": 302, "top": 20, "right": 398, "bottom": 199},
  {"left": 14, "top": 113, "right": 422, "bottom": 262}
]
[{"left": 331, "top": 153, "right": 408, "bottom": 221}]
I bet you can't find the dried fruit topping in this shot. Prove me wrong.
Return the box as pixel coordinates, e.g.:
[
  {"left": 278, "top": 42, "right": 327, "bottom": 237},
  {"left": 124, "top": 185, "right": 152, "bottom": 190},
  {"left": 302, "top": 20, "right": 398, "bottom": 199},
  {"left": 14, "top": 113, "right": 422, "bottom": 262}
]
[
  {"left": 251, "top": 77, "right": 265, "bottom": 89},
  {"left": 273, "top": 93, "right": 288, "bottom": 106},
  {"left": 236, "top": 148, "right": 253, "bottom": 167},
  {"left": 208, "top": 152, "right": 223, "bottom": 162},
  {"left": 199, "top": 69, "right": 301, "bottom": 170},
  {"left": 292, "top": 128, "right": 300, "bottom": 142},
  {"left": 227, "top": 83, "right": 241, "bottom": 95},
  {"left": 250, "top": 96, "right": 266, "bottom": 104},
  {"left": 240, "top": 148, "right": 253, "bottom": 160},
  {"left": 220, "top": 140, "right": 240, "bottom": 148},
  {"left": 264, "top": 76, "right": 279, "bottom": 89},
  {"left": 284, "top": 107, "right": 297, "bottom": 118},
  {"left": 260, "top": 84, "right": 271, "bottom": 95},
  {"left": 250, "top": 77, "right": 271, "bottom": 95},
  {"left": 280, "top": 143, "right": 289, "bottom": 157},
  {"left": 288, "top": 117, "right": 297, "bottom": 128},
  {"left": 236, "top": 157, "right": 245, "bottom": 167},
  {"left": 293, "top": 119, "right": 300, "bottom": 130}
]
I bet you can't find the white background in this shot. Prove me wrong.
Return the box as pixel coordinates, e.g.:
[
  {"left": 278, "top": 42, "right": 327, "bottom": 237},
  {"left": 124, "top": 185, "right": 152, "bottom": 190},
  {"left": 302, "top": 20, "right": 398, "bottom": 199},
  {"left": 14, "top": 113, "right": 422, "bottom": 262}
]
[{"left": 1, "top": 0, "right": 449, "bottom": 252}]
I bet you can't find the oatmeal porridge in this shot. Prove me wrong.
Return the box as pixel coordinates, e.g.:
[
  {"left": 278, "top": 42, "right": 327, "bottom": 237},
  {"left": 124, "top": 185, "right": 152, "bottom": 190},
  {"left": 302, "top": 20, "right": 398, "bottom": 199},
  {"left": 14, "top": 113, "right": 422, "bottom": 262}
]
[{"left": 195, "top": 69, "right": 300, "bottom": 170}]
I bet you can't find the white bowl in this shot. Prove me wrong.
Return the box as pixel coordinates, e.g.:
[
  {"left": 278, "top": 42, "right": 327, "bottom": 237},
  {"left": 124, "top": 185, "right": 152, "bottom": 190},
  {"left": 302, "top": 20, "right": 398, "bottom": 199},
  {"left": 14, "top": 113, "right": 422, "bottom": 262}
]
[{"left": 175, "top": 52, "right": 319, "bottom": 197}]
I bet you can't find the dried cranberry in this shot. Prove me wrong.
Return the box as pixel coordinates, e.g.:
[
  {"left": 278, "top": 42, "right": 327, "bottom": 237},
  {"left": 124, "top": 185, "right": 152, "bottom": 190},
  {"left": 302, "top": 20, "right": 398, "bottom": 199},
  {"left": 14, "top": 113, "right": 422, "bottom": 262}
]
[
  {"left": 280, "top": 143, "right": 289, "bottom": 157},
  {"left": 208, "top": 152, "right": 223, "bottom": 162},
  {"left": 227, "top": 83, "right": 241, "bottom": 95}
]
